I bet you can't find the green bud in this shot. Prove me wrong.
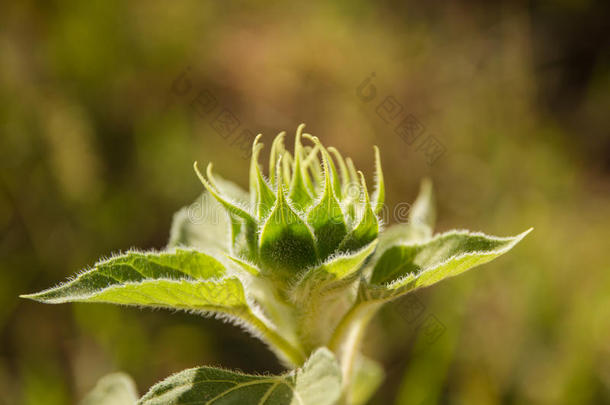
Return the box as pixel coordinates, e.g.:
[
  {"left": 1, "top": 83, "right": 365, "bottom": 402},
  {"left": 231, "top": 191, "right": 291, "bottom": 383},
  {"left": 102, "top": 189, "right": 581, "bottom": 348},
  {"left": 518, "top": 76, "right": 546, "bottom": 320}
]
[{"left": 194, "top": 124, "right": 385, "bottom": 282}]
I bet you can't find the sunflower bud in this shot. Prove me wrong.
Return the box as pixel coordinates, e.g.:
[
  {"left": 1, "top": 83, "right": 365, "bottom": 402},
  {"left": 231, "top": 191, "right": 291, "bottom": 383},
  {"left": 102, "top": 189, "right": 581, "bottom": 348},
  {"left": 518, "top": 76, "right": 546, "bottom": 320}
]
[{"left": 194, "top": 124, "right": 384, "bottom": 284}]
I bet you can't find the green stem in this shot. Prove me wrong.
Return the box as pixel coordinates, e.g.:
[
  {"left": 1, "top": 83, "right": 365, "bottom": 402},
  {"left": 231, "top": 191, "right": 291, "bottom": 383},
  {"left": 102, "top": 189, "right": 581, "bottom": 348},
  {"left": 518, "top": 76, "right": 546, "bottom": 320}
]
[
  {"left": 243, "top": 310, "right": 306, "bottom": 367},
  {"left": 253, "top": 278, "right": 302, "bottom": 350},
  {"left": 328, "top": 299, "right": 382, "bottom": 404}
]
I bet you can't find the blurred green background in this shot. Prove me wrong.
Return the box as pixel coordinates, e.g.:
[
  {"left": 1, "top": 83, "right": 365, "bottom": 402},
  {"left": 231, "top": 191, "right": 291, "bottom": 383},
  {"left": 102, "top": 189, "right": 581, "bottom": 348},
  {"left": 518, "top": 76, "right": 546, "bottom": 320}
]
[{"left": 1, "top": 1, "right": 609, "bottom": 404}]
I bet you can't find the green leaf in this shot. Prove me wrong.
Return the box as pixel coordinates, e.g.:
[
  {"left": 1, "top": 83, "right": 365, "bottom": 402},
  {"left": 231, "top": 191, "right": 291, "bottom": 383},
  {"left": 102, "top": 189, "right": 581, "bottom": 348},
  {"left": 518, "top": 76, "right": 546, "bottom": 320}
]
[
  {"left": 225, "top": 254, "right": 261, "bottom": 276},
  {"left": 408, "top": 178, "right": 435, "bottom": 237},
  {"left": 21, "top": 249, "right": 307, "bottom": 366},
  {"left": 80, "top": 373, "right": 138, "bottom": 405},
  {"left": 376, "top": 223, "right": 430, "bottom": 252},
  {"left": 259, "top": 157, "right": 317, "bottom": 277},
  {"left": 292, "top": 348, "right": 341, "bottom": 405},
  {"left": 293, "top": 240, "right": 378, "bottom": 303},
  {"left": 168, "top": 197, "right": 228, "bottom": 251},
  {"left": 138, "top": 348, "right": 341, "bottom": 405},
  {"left": 366, "top": 229, "right": 532, "bottom": 299},
  {"left": 20, "top": 249, "right": 249, "bottom": 312},
  {"left": 169, "top": 174, "right": 250, "bottom": 250},
  {"left": 194, "top": 162, "right": 259, "bottom": 261},
  {"left": 228, "top": 215, "right": 260, "bottom": 263},
  {"left": 362, "top": 178, "right": 435, "bottom": 261},
  {"left": 350, "top": 356, "right": 384, "bottom": 405}
]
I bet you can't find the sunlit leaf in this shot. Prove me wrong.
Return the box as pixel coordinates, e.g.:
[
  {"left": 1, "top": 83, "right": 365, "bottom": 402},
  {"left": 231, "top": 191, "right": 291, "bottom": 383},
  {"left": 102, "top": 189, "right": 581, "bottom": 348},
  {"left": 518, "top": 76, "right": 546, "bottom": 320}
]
[
  {"left": 20, "top": 250, "right": 250, "bottom": 316},
  {"left": 366, "top": 229, "right": 532, "bottom": 299},
  {"left": 193, "top": 163, "right": 259, "bottom": 261}
]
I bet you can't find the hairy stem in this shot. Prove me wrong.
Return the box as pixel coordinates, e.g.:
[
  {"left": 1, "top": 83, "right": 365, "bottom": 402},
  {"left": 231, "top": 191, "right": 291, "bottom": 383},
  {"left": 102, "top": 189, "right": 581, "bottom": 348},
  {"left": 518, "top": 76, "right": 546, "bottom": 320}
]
[
  {"left": 328, "top": 299, "right": 382, "bottom": 404},
  {"left": 296, "top": 282, "right": 354, "bottom": 353},
  {"left": 242, "top": 310, "right": 306, "bottom": 367}
]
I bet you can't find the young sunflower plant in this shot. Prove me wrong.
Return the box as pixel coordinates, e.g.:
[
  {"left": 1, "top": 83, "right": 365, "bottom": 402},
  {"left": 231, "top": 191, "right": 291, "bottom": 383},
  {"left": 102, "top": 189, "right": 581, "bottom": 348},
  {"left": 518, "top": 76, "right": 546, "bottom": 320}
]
[{"left": 22, "top": 124, "right": 531, "bottom": 405}]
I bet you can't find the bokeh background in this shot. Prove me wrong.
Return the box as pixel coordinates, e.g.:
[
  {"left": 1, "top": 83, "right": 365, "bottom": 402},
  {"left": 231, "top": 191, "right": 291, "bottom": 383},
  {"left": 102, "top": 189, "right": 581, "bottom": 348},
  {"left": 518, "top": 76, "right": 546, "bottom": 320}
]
[{"left": 1, "top": 1, "right": 609, "bottom": 404}]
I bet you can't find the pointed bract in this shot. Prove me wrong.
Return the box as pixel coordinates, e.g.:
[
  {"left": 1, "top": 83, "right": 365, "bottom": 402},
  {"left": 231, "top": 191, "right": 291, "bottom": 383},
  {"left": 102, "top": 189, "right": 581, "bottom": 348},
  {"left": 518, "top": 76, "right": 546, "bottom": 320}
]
[
  {"left": 306, "top": 139, "right": 348, "bottom": 260},
  {"left": 250, "top": 135, "right": 276, "bottom": 218},
  {"left": 372, "top": 146, "right": 385, "bottom": 215},
  {"left": 338, "top": 172, "right": 379, "bottom": 252},
  {"left": 259, "top": 156, "right": 318, "bottom": 279},
  {"left": 288, "top": 124, "right": 314, "bottom": 210}
]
